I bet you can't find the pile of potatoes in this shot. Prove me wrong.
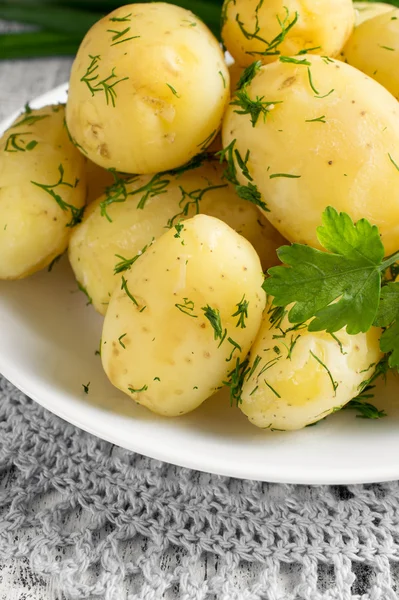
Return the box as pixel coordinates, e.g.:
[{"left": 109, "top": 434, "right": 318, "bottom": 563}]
[{"left": 1, "top": 0, "right": 398, "bottom": 430}]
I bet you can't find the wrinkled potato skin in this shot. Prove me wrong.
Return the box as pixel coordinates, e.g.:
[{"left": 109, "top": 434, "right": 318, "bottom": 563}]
[
  {"left": 223, "top": 55, "right": 399, "bottom": 255},
  {"left": 101, "top": 215, "right": 266, "bottom": 416},
  {"left": 85, "top": 159, "right": 114, "bottom": 203},
  {"left": 221, "top": 0, "right": 354, "bottom": 67},
  {"left": 66, "top": 3, "right": 229, "bottom": 174},
  {"left": 0, "top": 105, "right": 86, "bottom": 279},
  {"left": 69, "top": 160, "right": 285, "bottom": 314},
  {"left": 240, "top": 305, "right": 383, "bottom": 430},
  {"left": 354, "top": 2, "right": 394, "bottom": 25},
  {"left": 341, "top": 9, "right": 399, "bottom": 101}
]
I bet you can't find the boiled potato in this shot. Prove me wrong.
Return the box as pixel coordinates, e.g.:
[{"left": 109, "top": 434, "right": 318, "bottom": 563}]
[
  {"left": 69, "top": 159, "right": 286, "bottom": 314},
  {"left": 101, "top": 214, "right": 266, "bottom": 416},
  {"left": 240, "top": 304, "right": 383, "bottom": 430},
  {"left": 0, "top": 105, "right": 86, "bottom": 279},
  {"left": 85, "top": 159, "right": 114, "bottom": 203},
  {"left": 354, "top": 2, "right": 394, "bottom": 25},
  {"left": 66, "top": 3, "right": 229, "bottom": 174},
  {"left": 222, "top": 55, "right": 399, "bottom": 255},
  {"left": 221, "top": 0, "right": 354, "bottom": 67},
  {"left": 341, "top": 9, "right": 399, "bottom": 101}
]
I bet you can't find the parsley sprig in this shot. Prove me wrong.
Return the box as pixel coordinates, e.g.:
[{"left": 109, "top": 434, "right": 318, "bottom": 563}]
[{"left": 264, "top": 207, "right": 399, "bottom": 368}]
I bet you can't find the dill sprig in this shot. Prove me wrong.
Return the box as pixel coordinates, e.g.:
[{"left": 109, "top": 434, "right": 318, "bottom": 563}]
[
  {"left": 114, "top": 240, "right": 154, "bottom": 274},
  {"left": 166, "top": 183, "right": 227, "bottom": 228},
  {"left": 175, "top": 298, "right": 198, "bottom": 318},
  {"left": 80, "top": 54, "right": 129, "bottom": 107},
  {"left": 31, "top": 164, "right": 84, "bottom": 227},
  {"left": 310, "top": 350, "right": 338, "bottom": 395},
  {"left": 121, "top": 275, "right": 139, "bottom": 306},
  {"left": 232, "top": 294, "right": 249, "bottom": 328},
  {"left": 201, "top": 305, "right": 227, "bottom": 346},
  {"left": 4, "top": 132, "right": 37, "bottom": 153},
  {"left": 231, "top": 89, "right": 282, "bottom": 127},
  {"left": 236, "top": 60, "right": 262, "bottom": 90},
  {"left": 217, "top": 139, "right": 268, "bottom": 211},
  {"left": 223, "top": 357, "right": 250, "bottom": 406},
  {"left": 236, "top": 4, "right": 299, "bottom": 58}
]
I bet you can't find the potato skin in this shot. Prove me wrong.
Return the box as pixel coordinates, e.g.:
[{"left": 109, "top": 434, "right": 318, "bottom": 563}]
[
  {"left": 66, "top": 3, "right": 229, "bottom": 174},
  {"left": 85, "top": 159, "right": 114, "bottom": 203},
  {"left": 0, "top": 105, "right": 86, "bottom": 279},
  {"left": 69, "top": 159, "right": 285, "bottom": 315},
  {"left": 240, "top": 305, "right": 383, "bottom": 430},
  {"left": 222, "top": 55, "right": 399, "bottom": 255},
  {"left": 101, "top": 215, "right": 266, "bottom": 416},
  {"left": 341, "top": 9, "right": 399, "bottom": 101},
  {"left": 221, "top": 0, "right": 354, "bottom": 67},
  {"left": 353, "top": 2, "right": 394, "bottom": 25}
]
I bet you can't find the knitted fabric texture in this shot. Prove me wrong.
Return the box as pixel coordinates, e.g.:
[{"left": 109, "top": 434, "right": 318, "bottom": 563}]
[{"left": 1, "top": 375, "right": 398, "bottom": 600}]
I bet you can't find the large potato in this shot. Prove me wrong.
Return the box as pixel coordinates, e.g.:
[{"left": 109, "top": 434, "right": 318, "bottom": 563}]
[
  {"left": 69, "top": 159, "right": 285, "bottom": 314},
  {"left": 222, "top": 55, "right": 399, "bottom": 255},
  {"left": 101, "top": 215, "right": 266, "bottom": 416},
  {"left": 240, "top": 304, "right": 383, "bottom": 430},
  {"left": 341, "top": 9, "right": 399, "bottom": 101},
  {"left": 66, "top": 3, "right": 229, "bottom": 174},
  {"left": 221, "top": 0, "right": 354, "bottom": 67},
  {"left": 0, "top": 105, "right": 86, "bottom": 279},
  {"left": 354, "top": 2, "right": 394, "bottom": 25}
]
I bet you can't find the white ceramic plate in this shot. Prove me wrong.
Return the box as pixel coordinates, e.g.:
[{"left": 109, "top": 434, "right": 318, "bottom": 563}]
[{"left": 1, "top": 84, "right": 399, "bottom": 485}]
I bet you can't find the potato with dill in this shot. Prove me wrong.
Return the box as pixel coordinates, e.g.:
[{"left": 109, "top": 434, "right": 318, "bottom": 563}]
[
  {"left": 68, "top": 159, "right": 285, "bottom": 315},
  {"left": 0, "top": 105, "right": 86, "bottom": 280},
  {"left": 101, "top": 214, "right": 265, "bottom": 416},
  {"left": 239, "top": 305, "right": 383, "bottom": 431},
  {"left": 341, "top": 9, "right": 399, "bottom": 101},
  {"left": 221, "top": 0, "right": 354, "bottom": 67},
  {"left": 353, "top": 2, "right": 394, "bottom": 25},
  {"left": 222, "top": 55, "right": 399, "bottom": 255},
  {"left": 66, "top": 3, "right": 229, "bottom": 175}
]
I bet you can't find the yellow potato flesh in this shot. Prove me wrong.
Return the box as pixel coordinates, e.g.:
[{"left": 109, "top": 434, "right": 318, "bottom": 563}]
[
  {"left": 101, "top": 214, "right": 266, "bottom": 416},
  {"left": 342, "top": 9, "right": 399, "bottom": 101},
  {"left": 0, "top": 105, "right": 86, "bottom": 279},
  {"left": 66, "top": 3, "right": 229, "bottom": 174},
  {"left": 221, "top": 0, "right": 354, "bottom": 67},
  {"left": 222, "top": 55, "right": 399, "bottom": 255},
  {"left": 353, "top": 2, "right": 394, "bottom": 25},
  {"left": 69, "top": 160, "right": 285, "bottom": 315},
  {"left": 240, "top": 306, "right": 383, "bottom": 430}
]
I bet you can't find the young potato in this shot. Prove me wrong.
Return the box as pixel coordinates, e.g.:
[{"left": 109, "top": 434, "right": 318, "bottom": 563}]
[
  {"left": 240, "top": 305, "right": 383, "bottom": 430},
  {"left": 221, "top": 0, "right": 354, "bottom": 67},
  {"left": 66, "top": 3, "right": 229, "bottom": 174},
  {"left": 0, "top": 105, "right": 86, "bottom": 280},
  {"left": 341, "top": 9, "right": 399, "bottom": 101},
  {"left": 223, "top": 55, "right": 399, "bottom": 255},
  {"left": 354, "top": 2, "right": 394, "bottom": 25},
  {"left": 85, "top": 159, "right": 114, "bottom": 203},
  {"left": 101, "top": 215, "right": 266, "bottom": 416},
  {"left": 69, "top": 159, "right": 285, "bottom": 314}
]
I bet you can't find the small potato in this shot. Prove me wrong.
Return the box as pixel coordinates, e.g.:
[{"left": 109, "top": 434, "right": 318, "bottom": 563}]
[
  {"left": 354, "top": 2, "right": 394, "bottom": 25},
  {"left": 221, "top": 0, "right": 354, "bottom": 67},
  {"left": 341, "top": 9, "right": 399, "bottom": 101},
  {"left": 85, "top": 159, "right": 114, "bottom": 203},
  {"left": 66, "top": 3, "right": 229, "bottom": 174},
  {"left": 0, "top": 105, "right": 86, "bottom": 279},
  {"left": 223, "top": 55, "right": 399, "bottom": 255},
  {"left": 69, "top": 159, "right": 285, "bottom": 314},
  {"left": 240, "top": 305, "right": 383, "bottom": 430},
  {"left": 101, "top": 215, "right": 266, "bottom": 416}
]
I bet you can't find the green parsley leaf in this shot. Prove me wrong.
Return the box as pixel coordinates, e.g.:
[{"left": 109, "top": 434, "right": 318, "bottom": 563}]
[
  {"left": 264, "top": 207, "right": 399, "bottom": 335},
  {"left": 374, "top": 282, "right": 399, "bottom": 369}
]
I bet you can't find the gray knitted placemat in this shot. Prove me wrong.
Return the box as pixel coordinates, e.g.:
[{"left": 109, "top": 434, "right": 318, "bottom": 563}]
[{"left": 1, "top": 374, "right": 398, "bottom": 600}]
